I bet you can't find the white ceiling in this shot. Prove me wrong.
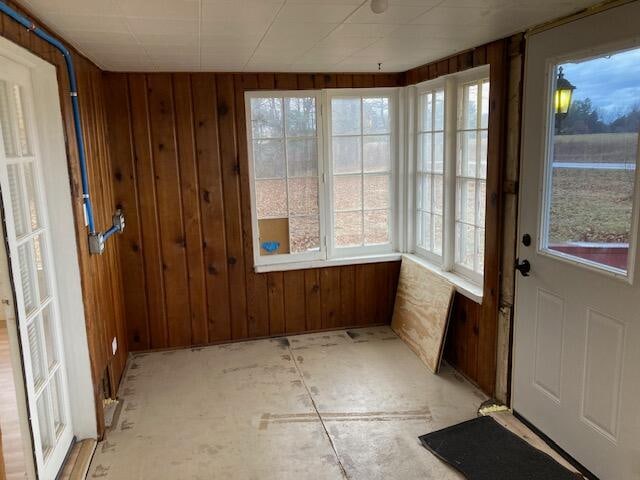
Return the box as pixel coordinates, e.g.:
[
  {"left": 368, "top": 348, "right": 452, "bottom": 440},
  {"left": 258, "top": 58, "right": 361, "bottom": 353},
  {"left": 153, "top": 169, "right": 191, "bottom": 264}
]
[{"left": 18, "top": 0, "right": 599, "bottom": 72}]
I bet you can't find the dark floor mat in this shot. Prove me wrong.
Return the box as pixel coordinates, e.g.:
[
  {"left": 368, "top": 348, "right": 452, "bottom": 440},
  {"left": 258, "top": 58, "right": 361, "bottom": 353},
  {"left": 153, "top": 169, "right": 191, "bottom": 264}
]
[{"left": 419, "top": 416, "right": 582, "bottom": 480}]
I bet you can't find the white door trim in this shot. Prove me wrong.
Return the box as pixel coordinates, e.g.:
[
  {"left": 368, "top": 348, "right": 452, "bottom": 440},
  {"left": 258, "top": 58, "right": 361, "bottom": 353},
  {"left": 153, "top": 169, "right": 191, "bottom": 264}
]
[{"left": 0, "top": 34, "right": 96, "bottom": 444}]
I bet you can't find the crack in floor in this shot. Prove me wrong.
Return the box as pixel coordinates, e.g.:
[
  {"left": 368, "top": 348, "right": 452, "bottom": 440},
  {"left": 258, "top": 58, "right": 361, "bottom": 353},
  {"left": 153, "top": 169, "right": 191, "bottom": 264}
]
[{"left": 288, "top": 342, "right": 350, "bottom": 480}]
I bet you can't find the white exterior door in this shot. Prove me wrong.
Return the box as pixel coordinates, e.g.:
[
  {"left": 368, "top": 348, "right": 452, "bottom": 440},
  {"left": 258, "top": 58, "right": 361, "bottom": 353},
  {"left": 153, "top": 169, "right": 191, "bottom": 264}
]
[
  {"left": 513, "top": 4, "right": 640, "bottom": 479},
  {"left": 0, "top": 55, "right": 74, "bottom": 479}
]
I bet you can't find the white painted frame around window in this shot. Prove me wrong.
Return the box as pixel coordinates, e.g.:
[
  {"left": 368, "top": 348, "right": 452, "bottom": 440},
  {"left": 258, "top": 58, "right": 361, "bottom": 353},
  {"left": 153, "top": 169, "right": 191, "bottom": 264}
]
[
  {"left": 246, "top": 90, "right": 326, "bottom": 268},
  {"left": 246, "top": 88, "right": 400, "bottom": 271},
  {"left": 324, "top": 88, "right": 400, "bottom": 259},
  {"left": 408, "top": 66, "right": 490, "bottom": 289}
]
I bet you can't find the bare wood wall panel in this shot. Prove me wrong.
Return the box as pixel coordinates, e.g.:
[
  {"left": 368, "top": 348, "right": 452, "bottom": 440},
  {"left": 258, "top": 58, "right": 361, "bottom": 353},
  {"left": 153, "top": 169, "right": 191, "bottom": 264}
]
[
  {"left": 104, "top": 72, "right": 403, "bottom": 352},
  {"left": 0, "top": 1, "right": 129, "bottom": 435}
]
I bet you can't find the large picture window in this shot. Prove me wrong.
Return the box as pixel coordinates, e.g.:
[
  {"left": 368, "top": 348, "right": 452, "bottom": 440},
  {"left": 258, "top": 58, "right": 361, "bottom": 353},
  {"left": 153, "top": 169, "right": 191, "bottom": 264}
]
[{"left": 246, "top": 89, "right": 397, "bottom": 270}]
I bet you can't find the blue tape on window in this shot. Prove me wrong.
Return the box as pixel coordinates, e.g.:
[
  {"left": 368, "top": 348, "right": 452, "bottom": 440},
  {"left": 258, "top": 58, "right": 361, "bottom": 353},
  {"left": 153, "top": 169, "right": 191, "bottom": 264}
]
[{"left": 261, "top": 241, "right": 280, "bottom": 253}]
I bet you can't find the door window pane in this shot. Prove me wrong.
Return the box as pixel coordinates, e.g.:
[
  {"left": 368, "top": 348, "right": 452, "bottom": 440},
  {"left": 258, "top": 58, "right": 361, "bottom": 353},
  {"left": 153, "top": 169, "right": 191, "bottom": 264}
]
[
  {"left": 0, "top": 80, "right": 17, "bottom": 156},
  {"left": 42, "top": 304, "right": 58, "bottom": 371},
  {"left": 24, "top": 162, "right": 42, "bottom": 230},
  {"left": 28, "top": 320, "right": 45, "bottom": 389},
  {"left": 18, "top": 242, "right": 37, "bottom": 316},
  {"left": 36, "top": 391, "right": 53, "bottom": 457},
  {"left": 50, "top": 371, "right": 66, "bottom": 437},
  {"left": 544, "top": 47, "right": 640, "bottom": 274},
  {"left": 7, "top": 163, "right": 27, "bottom": 237}
]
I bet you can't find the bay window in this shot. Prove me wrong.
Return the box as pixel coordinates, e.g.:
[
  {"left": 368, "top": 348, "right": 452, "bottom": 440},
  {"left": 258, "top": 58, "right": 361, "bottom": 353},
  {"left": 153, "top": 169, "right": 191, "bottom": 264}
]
[{"left": 245, "top": 71, "right": 488, "bottom": 286}]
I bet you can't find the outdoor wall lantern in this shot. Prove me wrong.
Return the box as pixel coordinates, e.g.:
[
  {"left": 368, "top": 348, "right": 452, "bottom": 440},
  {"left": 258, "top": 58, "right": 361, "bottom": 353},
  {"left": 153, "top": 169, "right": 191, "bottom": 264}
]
[{"left": 554, "top": 66, "right": 576, "bottom": 116}]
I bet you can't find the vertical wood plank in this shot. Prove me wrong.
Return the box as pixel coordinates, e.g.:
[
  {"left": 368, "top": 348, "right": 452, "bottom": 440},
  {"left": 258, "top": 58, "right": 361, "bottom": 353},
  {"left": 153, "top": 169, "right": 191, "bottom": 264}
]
[
  {"left": 235, "top": 73, "right": 270, "bottom": 338},
  {"left": 267, "top": 272, "right": 285, "bottom": 335},
  {"left": 128, "top": 74, "right": 168, "bottom": 349},
  {"left": 216, "top": 74, "right": 248, "bottom": 340},
  {"left": 146, "top": 74, "right": 191, "bottom": 347},
  {"left": 339, "top": 266, "right": 355, "bottom": 327},
  {"left": 320, "top": 267, "right": 341, "bottom": 329},
  {"left": 173, "top": 73, "right": 208, "bottom": 345},
  {"left": 284, "top": 270, "right": 306, "bottom": 333},
  {"left": 191, "top": 73, "right": 232, "bottom": 342},
  {"left": 304, "top": 269, "right": 321, "bottom": 331}
]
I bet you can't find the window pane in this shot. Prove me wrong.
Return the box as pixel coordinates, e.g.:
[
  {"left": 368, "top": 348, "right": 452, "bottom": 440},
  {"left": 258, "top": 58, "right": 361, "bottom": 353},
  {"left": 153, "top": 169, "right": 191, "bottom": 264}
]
[
  {"left": 18, "top": 242, "right": 37, "bottom": 316},
  {"left": 333, "top": 136, "right": 361, "bottom": 174},
  {"left": 463, "top": 84, "right": 478, "bottom": 130},
  {"left": 422, "top": 212, "right": 431, "bottom": 251},
  {"left": 332, "top": 98, "right": 361, "bottom": 135},
  {"left": 364, "top": 175, "right": 389, "bottom": 209},
  {"left": 285, "top": 97, "right": 316, "bottom": 136},
  {"left": 24, "top": 163, "right": 42, "bottom": 230},
  {"left": 433, "top": 132, "right": 444, "bottom": 174},
  {"left": 334, "top": 175, "right": 362, "bottom": 211},
  {"left": 544, "top": 48, "right": 640, "bottom": 274},
  {"left": 364, "top": 210, "right": 389, "bottom": 245},
  {"left": 421, "top": 93, "right": 432, "bottom": 131},
  {"left": 432, "top": 213, "right": 443, "bottom": 256},
  {"left": 287, "top": 138, "right": 317, "bottom": 177},
  {"left": 290, "top": 216, "right": 320, "bottom": 253},
  {"left": 481, "top": 81, "right": 490, "bottom": 129},
  {"left": 42, "top": 304, "right": 58, "bottom": 371},
  {"left": 253, "top": 139, "right": 285, "bottom": 179},
  {"left": 288, "top": 177, "right": 318, "bottom": 216},
  {"left": 458, "top": 131, "right": 477, "bottom": 177},
  {"left": 13, "top": 85, "right": 31, "bottom": 156},
  {"left": 51, "top": 371, "right": 65, "bottom": 436},
  {"left": 7, "top": 163, "right": 27, "bottom": 237},
  {"left": 363, "top": 97, "right": 389, "bottom": 134},
  {"left": 434, "top": 90, "right": 445, "bottom": 131},
  {"left": 363, "top": 135, "right": 390, "bottom": 172},
  {"left": 456, "top": 179, "right": 476, "bottom": 224},
  {"left": 335, "top": 211, "right": 362, "bottom": 247},
  {"left": 479, "top": 130, "right": 488, "bottom": 179},
  {"left": 256, "top": 179, "right": 287, "bottom": 218},
  {"left": 433, "top": 174, "right": 443, "bottom": 215},
  {"left": 37, "top": 389, "right": 53, "bottom": 457},
  {"left": 0, "top": 80, "right": 16, "bottom": 156},
  {"left": 456, "top": 222, "right": 475, "bottom": 270},
  {"left": 33, "top": 234, "right": 49, "bottom": 303},
  {"left": 419, "top": 133, "right": 431, "bottom": 172},
  {"left": 28, "top": 320, "right": 45, "bottom": 389},
  {"left": 421, "top": 173, "right": 432, "bottom": 213},
  {"left": 251, "top": 97, "right": 283, "bottom": 138}
]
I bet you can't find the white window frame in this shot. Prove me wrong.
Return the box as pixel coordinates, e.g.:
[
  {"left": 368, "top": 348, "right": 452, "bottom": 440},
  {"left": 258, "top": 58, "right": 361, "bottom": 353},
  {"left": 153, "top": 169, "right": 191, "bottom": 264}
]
[
  {"left": 246, "top": 90, "right": 326, "bottom": 268},
  {"left": 408, "top": 65, "right": 490, "bottom": 289},
  {"left": 324, "top": 88, "right": 400, "bottom": 259},
  {"left": 246, "top": 88, "right": 400, "bottom": 271}
]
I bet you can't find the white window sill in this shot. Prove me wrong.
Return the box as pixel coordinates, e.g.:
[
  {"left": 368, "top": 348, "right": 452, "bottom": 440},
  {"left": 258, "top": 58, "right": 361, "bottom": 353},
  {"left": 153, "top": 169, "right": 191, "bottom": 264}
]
[
  {"left": 402, "top": 254, "right": 483, "bottom": 304},
  {"left": 254, "top": 253, "right": 402, "bottom": 273}
]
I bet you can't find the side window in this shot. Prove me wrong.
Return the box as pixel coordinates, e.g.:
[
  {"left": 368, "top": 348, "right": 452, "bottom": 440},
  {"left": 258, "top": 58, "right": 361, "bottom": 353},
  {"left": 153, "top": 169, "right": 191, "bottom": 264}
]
[{"left": 248, "top": 95, "right": 322, "bottom": 264}]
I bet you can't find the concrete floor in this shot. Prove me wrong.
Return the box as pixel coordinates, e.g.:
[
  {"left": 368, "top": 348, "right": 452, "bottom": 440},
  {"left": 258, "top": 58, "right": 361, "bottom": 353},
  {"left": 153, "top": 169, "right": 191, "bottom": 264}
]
[{"left": 88, "top": 326, "right": 487, "bottom": 480}]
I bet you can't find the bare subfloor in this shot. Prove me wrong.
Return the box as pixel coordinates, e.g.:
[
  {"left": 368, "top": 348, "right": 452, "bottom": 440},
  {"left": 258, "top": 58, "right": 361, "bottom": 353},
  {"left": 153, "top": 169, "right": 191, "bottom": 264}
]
[{"left": 88, "top": 326, "right": 487, "bottom": 479}]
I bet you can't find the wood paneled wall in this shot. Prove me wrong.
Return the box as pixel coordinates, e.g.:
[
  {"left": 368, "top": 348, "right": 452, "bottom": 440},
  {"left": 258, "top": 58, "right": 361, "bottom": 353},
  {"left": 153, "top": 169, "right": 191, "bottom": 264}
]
[
  {"left": 405, "top": 40, "right": 509, "bottom": 395},
  {"left": 103, "top": 72, "right": 402, "bottom": 351},
  {"left": 104, "top": 40, "right": 511, "bottom": 397},
  {"left": 0, "top": 2, "right": 128, "bottom": 434}
]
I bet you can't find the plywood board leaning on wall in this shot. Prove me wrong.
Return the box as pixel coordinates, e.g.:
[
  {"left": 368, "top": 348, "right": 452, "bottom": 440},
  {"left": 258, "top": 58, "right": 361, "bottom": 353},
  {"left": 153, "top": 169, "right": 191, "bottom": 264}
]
[{"left": 391, "top": 255, "right": 455, "bottom": 373}]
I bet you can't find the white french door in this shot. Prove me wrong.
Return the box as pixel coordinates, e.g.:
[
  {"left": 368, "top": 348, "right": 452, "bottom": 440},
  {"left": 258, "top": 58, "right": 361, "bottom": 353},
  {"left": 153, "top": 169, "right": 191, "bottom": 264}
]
[
  {"left": 513, "top": 3, "right": 640, "bottom": 479},
  {"left": 0, "top": 55, "right": 73, "bottom": 478}
]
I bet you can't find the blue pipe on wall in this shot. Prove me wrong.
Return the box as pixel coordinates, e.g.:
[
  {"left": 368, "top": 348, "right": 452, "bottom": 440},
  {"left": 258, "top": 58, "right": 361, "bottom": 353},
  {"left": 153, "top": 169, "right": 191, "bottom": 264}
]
[{"left": 0, "top": 1, "right": 125, "bottom": 251}]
